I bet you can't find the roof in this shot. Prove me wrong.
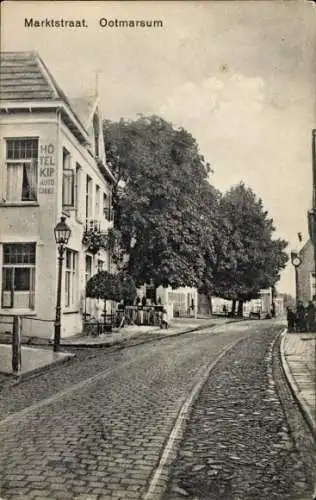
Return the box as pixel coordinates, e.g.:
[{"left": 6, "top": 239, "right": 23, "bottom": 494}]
[
  {"left": 0, "top": 51, "right": 66, "bottom": 102},
  {"left": 70, "top": 96, "right": 98, "bottom": 129},
  {"left": 300, "top": 239, "right": 313, "bottom": 257},
  {"left": 0, "top": 51, "right": 92, "bottom": 144},
  {"left": 0, "top": 51, "right": 115, "bottom": 183}
]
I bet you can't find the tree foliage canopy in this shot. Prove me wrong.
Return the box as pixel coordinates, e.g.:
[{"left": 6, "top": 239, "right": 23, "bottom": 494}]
[
  {"left": 210, "top": 183, "right": 288, "bottom": 302},
  {"left": 86, "top": 270, "right": 136, "bottom": 304},
  {"left": 103, "top": 115, "right": 218, "bottom": 288},
  {"left": 103, "top": 117, "right": 288, "bottom": 303}
]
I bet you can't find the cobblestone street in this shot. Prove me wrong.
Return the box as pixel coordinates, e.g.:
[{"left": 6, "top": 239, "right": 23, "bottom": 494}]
[
  {"left": 163, "top": 329, "right": 316, "bottom": 500},
  {"left": 0, "top": 322, "right": 314, "bottom": 500}
]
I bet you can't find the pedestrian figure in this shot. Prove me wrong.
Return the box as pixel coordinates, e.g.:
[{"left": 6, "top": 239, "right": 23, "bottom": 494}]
[
  {"left": 286, "top": 307, "right": 296, "bottom": 333},
  {"left": 306, "top": 300, "right": 316, "bottom": 332},
  {"left": 271, "top": 301, "right": 276, "bottom": 318},
  {"left": 160, "top": 307, "right": 169, "bottom": 329},
  {"left": 296, "top": 301, "right": 307, "bottom": 332}
]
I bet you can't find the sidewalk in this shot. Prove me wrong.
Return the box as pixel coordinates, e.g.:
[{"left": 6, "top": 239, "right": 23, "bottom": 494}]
[
  {"left": 60, "top": 316, "right": 228, "bottom": 347},
  {"left": 0, "top": 345, "right": 74, "bottom": 378},
  {"left": 0, "top": 317, "right": 229, "bottom": 380},
  {"left": 280, "top": 330, "right": 316, "bottom": 439}
]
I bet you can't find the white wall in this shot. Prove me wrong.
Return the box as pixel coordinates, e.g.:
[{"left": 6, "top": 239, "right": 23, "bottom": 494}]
[{"left": 0, "top": 109, "right": 114, "bottom": 338}]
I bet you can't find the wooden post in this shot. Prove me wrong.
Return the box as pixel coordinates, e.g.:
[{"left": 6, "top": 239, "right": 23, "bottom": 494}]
[{"left": 12, "top": 316, "right": 21, "bottom": 373}]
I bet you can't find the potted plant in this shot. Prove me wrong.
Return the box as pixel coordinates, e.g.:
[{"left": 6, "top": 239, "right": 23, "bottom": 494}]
[{"left": 86, "top": 271, "right": 121, "bottom": 332}]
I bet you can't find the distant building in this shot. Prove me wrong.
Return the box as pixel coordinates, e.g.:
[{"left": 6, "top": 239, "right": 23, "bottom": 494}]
[
  {"left": 0, "top": 51, "right": 115, "bottom": 338},
  {"left": 297, "top": 240, "right": 315, "bottom": 304},
  {"left": 137, "top": 283, "right": 198, "bottom": 319},
  {"left": 198, "top": 288, "right": 283, "bottom": 318}
]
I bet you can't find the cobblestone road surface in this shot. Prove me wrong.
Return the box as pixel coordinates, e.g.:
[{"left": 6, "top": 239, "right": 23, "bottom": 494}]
[
  {"left": 0, "top": 322, "right": 313, "bottom": 500},
  {"left": 163, "top": 329, "right": 316, "bottom": 500}
]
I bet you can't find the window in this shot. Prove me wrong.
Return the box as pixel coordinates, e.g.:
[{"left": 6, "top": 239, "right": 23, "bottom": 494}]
[
  {"left": 62, "top": 148, "right": 75, "bottom": 209},
  {"left": 86, "top": 175, "right": 92, "bottom": 219},
  {"left": 5, "top": 138, "right": 38, "bottom": 202},
  {"left": 103, "top": 192, "right": 113, "bottom": 221},
  {"left": 64, "top": 249, "right": 77, "bottom": 308},
  {"left": 85, "top": 255, "right": 92, "bottom": 283},
  {"left": 1, "top": 243, "right": 36, "bottom": 309},
  {"left": 97, "top": 259, "right": 104, "bottom": 272},
  {"left": 95, "top": 185, "right": 100, "bottom": 220}
]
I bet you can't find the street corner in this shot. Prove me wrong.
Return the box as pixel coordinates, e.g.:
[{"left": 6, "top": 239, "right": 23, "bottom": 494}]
[{"left": 0, "top": 344, "right": 75, "bottom": 379}]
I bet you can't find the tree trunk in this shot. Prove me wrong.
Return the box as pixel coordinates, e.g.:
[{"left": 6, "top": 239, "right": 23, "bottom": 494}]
[
  {"left": 237, "top": 300, "right": 243, "bottom": 317},
  {"left": 103, "top": 300, "right": 107, "bottom": 331},
  {"left": 231, "top": 299, "right": 236, "bottom": 316},
  {"left": 206, "top": 292, "right": 213, "bottom": 315}
]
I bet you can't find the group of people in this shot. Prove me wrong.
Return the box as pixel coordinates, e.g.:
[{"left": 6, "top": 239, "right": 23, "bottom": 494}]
[
  {"left": 116, "top": 295, "right": 169, "bottom": 328},
  {"left": 287, "top": 300, "right": 316, "bottom": 333}
]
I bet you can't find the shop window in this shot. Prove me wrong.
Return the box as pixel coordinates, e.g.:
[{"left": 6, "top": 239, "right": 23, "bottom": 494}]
[
  {"left": 5, "top": 138, "right": 38, "bottom": 202},
  {"left": 1, "top": 243, "right": 36, "bottom": 309},
  {"left": 64, "top": 249, "right": 78, "bottom": 308}
]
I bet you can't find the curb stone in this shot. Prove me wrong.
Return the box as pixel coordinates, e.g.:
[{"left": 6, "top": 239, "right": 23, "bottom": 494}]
[
  {"left": 59, "top": 318, "right": 244, "bottom": 349},
  {"left": 0, "top": 352, "right": 75, "bottom": 384},
  {"left": 280, "top": 329, "right": 316, "bottom": 441}
]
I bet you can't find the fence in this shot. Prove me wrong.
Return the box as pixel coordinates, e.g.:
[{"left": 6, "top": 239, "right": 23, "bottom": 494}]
[{"left": 124, "top": 306, "right": 163, "bottom": 326}]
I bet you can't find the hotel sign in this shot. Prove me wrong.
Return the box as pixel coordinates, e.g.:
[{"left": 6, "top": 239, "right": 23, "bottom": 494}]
[{"left": 39, "top": 143, "right": 55, "bottom": 194}]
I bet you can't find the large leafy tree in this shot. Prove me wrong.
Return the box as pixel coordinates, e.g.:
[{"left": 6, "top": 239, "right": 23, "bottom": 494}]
[
  {"left": 103, "top": 115, "right": 217, "bottom": 288},
  {"left": 209, "top": 183, "right": 288, "bottom": 315}
]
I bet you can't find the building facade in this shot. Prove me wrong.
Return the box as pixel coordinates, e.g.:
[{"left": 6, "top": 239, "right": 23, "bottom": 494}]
[
  {"left": 297, "top": 240, "right": 315, "bottom": 304},
  {"left": 0, "top": 51, "right": 115, "bottom": 338}
]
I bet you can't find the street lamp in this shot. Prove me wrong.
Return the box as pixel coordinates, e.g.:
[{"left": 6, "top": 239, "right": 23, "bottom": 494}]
[
  {"left": 291, "top": 251, "right": 302, "bottom": 306},
  {"left": 53, "top": 216, "right": 71, "bottom": 352}
]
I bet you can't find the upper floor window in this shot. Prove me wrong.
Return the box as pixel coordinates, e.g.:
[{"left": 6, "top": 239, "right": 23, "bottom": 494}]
[
  {"left": 5, "top": 138, "right": 38, "bottom": 202},
  {"left": 62, "top": 148, "right": 75, "bottom": 210},
  {"left": 86, "top": 175, "right": 93, "bottom": 219},
  {"left": 103, "top": 191, "right": 114, "bottom": 221},
  {"left": 95, "top": 185, "right": 100, "bottom": 219}
]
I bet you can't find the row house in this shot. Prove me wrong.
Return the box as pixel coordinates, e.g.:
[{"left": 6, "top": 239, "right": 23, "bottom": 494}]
[{"left": 0, "top": 51, "right": 115, "bottom": 338}]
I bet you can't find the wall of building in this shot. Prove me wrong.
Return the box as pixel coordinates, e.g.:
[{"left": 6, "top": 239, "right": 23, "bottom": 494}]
[
  {"left": 0, "top": 113, "right": 59, "bottom": 337},
  {"left": 0, "top": 110, "right": 114, "bottom": 338},
  {"left": 297, "top": 240, "right": 314, "bottom": 305}
]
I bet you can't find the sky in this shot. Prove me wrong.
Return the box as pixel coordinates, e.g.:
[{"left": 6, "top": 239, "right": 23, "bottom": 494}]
[{"left": 2, "top": 0, "right": 316, "bottom": 295}]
